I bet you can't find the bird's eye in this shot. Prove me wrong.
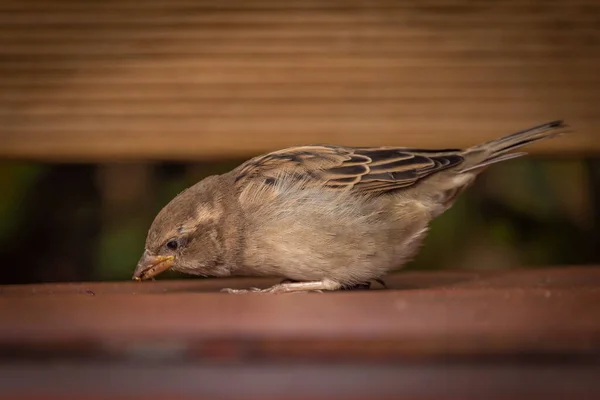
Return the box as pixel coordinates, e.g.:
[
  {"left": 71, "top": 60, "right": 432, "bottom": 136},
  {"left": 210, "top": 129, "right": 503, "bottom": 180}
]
[{"left": 166, "top": 240, "right": 178, "bottom": 250}]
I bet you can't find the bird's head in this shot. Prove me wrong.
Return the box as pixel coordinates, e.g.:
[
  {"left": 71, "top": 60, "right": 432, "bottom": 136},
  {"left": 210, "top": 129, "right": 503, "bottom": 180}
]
[{"left": 132, "top": 175, "right": 230, "bottom": 281}]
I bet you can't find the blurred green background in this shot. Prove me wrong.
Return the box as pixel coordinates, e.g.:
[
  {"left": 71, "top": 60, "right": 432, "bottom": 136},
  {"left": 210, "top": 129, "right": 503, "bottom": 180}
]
[{"left": 1, "top": 156, "right": 598, "bottom": 284}]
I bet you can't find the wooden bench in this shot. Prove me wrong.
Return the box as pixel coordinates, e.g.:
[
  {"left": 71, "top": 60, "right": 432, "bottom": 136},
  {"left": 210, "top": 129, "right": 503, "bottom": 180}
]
[
  {"left": 1, "top": 0, "right": 598, "bottom": 161},
  {"left": 0, "top": 1, "right": 599, "bottom": 399},
  {"left": 1, "top": 268, "right": 600, "bottom": 399}
]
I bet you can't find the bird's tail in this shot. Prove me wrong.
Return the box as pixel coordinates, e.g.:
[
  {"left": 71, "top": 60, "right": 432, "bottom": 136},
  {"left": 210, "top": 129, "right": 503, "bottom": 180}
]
[{"left": 458, "top": 120, "right": 569, "bottom": 173}]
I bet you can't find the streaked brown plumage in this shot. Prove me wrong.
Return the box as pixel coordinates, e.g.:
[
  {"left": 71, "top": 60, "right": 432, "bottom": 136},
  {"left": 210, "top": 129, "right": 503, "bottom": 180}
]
[{"left": 133, "top": 120, "right": 569, "bottom": 293}]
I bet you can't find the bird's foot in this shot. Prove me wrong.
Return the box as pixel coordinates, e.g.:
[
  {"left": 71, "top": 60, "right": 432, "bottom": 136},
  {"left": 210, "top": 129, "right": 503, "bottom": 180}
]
[
  {"left": 282, "top": 278, "right": 386, "bottom": 289},
  {"left": 221, "top": 279, "right": 342, "bottom": 294},
  {"left": 220, "top": 287, "right": 263, "bottom": 294}
]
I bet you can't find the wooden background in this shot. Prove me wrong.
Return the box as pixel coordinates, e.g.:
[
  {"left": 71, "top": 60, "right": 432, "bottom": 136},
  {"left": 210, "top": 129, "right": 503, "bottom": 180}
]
[
  {"left": 0, "top": 0, "right": 598, "bottom": 161},
  {"left": 2, "top": 267, "right": 600, "bottom": 399}
]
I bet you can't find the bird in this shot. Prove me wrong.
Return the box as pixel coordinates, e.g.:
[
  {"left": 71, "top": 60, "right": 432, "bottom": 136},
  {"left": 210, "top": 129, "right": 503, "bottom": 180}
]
[{"left": 132, "top": 120, "right": 569, "bottom": 293}]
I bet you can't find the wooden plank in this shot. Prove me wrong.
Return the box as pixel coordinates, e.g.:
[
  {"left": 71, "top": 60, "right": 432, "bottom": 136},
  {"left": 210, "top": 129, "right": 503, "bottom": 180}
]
[
  {"left": 0, "top": 0, "right": 598, "bottom": 161},
  {"left": 1, "top": 119, "right": 595, "bottom": 161},
  {"left": 0, "top": 0, "right": 592, "bottom": 9},
  {"left": 0, "top": 65, "right": 598, "bottom": 84},
  {"left": 1, "top": 26, "right": 597, "bottom": 40},
  {"left": 1, "top": 267, "right": 599, "bottom": 399},
  {"left": 1, "top": 101, "right": 594, "bottom": 118},
  {"left": 1, "top": 121, "right": 595, "bottom": 162},
  {"left": 1, "top": 267, "right": 599, "bottom": 360},
  {"left": 0, "top": 7, "right": 598, "bottom": 25},
  {"left": 1, "top": 363, "right": 599, "bottom": 400},
  {"left": 1, "top": 88, "right": 596, "bottom": 104},
  {"left": 4, "top": 42, "right": 597, "bottom": 56}
]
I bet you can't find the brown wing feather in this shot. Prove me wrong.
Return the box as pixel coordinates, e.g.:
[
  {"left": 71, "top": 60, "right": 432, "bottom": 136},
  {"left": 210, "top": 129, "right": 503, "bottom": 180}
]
[{"left": 234, "top": 145, "right": 465, "bottom": 195}]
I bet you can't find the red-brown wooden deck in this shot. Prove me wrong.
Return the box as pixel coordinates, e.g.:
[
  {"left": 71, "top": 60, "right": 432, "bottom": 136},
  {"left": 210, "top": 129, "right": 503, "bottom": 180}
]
[{"left": 1, "top": 266, "right": 599, "bottom": 399}]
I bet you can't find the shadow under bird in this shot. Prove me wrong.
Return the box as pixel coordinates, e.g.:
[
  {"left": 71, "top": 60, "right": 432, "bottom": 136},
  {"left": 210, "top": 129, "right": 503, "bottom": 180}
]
[{"left": 132, "top": 120, "right": 569, "bottom": 293}]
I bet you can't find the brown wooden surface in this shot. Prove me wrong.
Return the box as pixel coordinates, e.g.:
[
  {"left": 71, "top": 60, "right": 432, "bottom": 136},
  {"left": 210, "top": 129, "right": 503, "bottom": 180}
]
[
  {"left": 1, "top": 363, "right": 599, "bottom": 400},
  {"left": 1, "top": 0, "right": 599, "bottom": 161},
  {"left": 1, "top": 266, "right": 599, "bottom": 399},
  {"left": 1, "top": 266, "right": 599, "bottom": 359}
]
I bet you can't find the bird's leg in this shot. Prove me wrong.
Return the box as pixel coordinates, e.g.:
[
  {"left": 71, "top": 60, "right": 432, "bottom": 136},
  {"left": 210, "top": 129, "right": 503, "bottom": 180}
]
[{"left": 221, "top": 279, "right": 342, "bottom": 294}]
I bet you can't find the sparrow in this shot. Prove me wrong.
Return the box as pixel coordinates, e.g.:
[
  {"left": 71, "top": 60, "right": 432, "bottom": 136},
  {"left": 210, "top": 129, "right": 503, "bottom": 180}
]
[{"left": 132, "top": 120, "right": 568, "bottom": 293}]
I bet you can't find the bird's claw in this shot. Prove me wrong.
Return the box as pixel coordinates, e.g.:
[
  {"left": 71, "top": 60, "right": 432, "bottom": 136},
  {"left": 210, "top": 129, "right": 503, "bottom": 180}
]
[
  {"left": 220, "top": 287, "right": 263, "bottom": 294},
  {"left": 221, "top": 284, "right": 319, "bottom": 294}
]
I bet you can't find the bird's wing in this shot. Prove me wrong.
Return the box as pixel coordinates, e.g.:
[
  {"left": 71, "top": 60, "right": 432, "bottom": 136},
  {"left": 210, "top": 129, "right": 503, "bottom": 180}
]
[{"left": 233, "top": 145, "right": 465, "bottom": 195}]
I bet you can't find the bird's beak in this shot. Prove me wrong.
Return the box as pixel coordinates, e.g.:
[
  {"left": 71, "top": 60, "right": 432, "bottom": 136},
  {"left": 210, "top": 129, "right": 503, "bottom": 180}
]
[{"left": 132, "top": 250, "right": 175, "bottom": 281}]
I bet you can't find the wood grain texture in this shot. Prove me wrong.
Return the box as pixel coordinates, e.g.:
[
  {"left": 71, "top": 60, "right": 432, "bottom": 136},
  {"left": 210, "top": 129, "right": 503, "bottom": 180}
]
[
  {"left": 1, "top": 267, "right": 600, "bottom": 399},
  {"left": 0, "top": 0, "right": 598, "bottom": 161},
  {"left": 1, "top": 267, "right": 599, "bottom": 360}
]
